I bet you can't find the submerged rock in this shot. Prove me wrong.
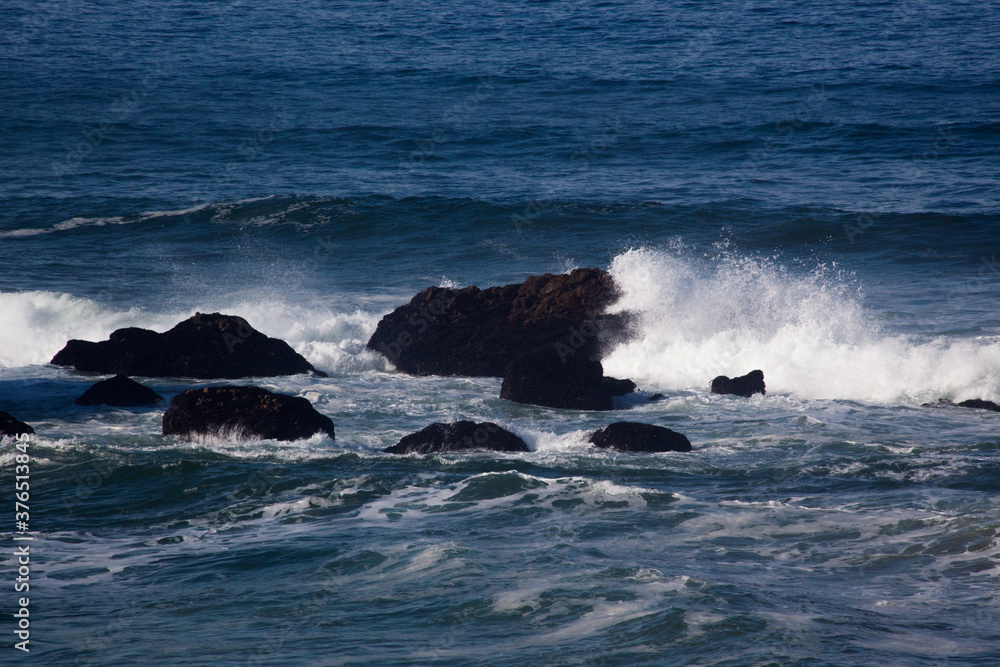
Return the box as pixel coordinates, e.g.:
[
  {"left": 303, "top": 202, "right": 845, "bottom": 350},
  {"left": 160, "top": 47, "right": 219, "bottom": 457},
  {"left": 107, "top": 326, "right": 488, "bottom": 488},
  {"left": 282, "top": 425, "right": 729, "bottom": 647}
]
[
  {"left": 162, "top": 386, "right": 335, "bottom": 441},
  {"left": 500, "top": 345, "right": 635, "bottom": 411},
  {"left": 384, "top": 420, "right": 528, "bottom": 454},
  {"left": 75, "top": 374, "right": 163, "bottom": 407},
  {"left": 957, "top": 399, "right": 1000, "bottom": 412},
  {"left": 588, "top": 421, "right": 692, "bottom": 453},
  {"left": 711, "top": 370, "right": 766, "bottom": 398},
  {"left": 367, "top": 268, "right": 630, "bottom": 376},
  {"left": 0, "top": 412, "right": 34, "bottom": 437},
  {"left": 52, "top": 312, "right": 324, "bottom": 379}
]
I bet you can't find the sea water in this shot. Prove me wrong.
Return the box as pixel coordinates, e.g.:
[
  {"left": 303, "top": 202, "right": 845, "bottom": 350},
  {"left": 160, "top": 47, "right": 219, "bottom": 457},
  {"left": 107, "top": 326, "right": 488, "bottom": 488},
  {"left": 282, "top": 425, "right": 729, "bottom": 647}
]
[{"left": 2, "top": 1, "right": 999, "bottom": 664}]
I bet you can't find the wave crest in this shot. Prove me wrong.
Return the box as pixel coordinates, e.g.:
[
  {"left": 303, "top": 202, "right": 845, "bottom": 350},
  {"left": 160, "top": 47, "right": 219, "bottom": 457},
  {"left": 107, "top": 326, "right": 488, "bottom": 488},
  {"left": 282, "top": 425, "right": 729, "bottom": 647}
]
[{"left": 602, "top": 245, "right": 1000, "bottom": 403}]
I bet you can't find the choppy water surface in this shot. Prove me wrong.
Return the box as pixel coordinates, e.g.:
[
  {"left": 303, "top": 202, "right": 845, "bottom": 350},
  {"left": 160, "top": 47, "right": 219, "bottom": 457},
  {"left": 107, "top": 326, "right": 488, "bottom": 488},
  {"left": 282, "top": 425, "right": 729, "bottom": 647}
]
[{"left": 2, "top": 0, "right": 999, "bottom": 664}]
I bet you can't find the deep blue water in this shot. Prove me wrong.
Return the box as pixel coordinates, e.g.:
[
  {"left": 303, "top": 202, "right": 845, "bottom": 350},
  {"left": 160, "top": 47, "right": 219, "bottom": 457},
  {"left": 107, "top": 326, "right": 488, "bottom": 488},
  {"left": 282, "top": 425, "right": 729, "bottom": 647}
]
[{"left": 2, "top": 1, "right": 1000, "bottom": 665}]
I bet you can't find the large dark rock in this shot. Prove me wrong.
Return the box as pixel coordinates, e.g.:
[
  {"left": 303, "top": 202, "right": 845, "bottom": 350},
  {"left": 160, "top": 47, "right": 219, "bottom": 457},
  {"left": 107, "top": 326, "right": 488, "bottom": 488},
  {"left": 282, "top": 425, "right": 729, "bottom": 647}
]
[
  {"left": 711, "top": 370, "right": 766, "bottom": 397},
  {"left": 384, "top": 421, "right": 528, "bottom": 454},
  {"left": 0, "top": 412, "right": 34, "bottom": 437},
  {"left": 367, "top": 268, "right": 630, "bottom": 376},
  {"left": 52, "top": 313, "right": 324, "bottom": 379},
  {"left": 162, "top": 386, "right": 335, "bottom": 441},
  {"left": 957, "top": 399, "right": 1000, "bottom": 413},
  {"left": 500, "top": 345, "right": 635, "bottom": 411},
  {"left": 75, "top": 374, "right": 163, "bottom": 407},
  {"left": 588, "top": 422, "right": 692, "bottom": 453}
]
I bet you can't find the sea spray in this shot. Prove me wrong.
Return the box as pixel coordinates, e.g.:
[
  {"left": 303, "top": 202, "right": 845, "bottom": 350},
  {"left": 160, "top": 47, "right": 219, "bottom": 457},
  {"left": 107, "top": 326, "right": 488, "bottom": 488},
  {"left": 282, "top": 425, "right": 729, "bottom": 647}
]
[
  {"left": 0, "top": 291, "right": 387, "bottom": 374},
  {"left": 602, "top": 245, "right": 1000, "bottom": 404}
]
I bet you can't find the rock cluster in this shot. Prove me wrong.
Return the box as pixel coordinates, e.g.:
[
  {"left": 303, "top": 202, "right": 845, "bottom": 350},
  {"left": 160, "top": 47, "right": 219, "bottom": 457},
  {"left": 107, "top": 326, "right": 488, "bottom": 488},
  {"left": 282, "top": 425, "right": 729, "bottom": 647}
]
[
  {"left": 39, "top": 270, "right": 719, "bottom": 451},
  {"left": 386, "top": 419, "right": 693, "bottom": 454},
  {"left": 368, "top": 268, "right": 637, "bottom": 410},
  {"left": 35, "top": 267, "right": 1000, "bottom": 459}
]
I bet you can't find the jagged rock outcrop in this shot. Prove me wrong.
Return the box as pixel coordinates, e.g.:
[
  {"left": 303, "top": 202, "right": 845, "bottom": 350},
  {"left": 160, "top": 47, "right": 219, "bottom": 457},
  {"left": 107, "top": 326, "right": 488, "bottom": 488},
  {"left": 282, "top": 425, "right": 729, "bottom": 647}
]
[
  {"left": 384, "top": 421, "right": 528, "bottom": 454},
  {"left": 52, "top": 313, "right": 324, "bottom": 379},
  {"left": 0, "top": 412, "right": 34, "bottom": 437},
  {"left": 162, "top": 386, "right": 335, "bottom": 441},
  {"left": 75, "top": 374, "right": 163, "bottom": 406},
  {"left": 588, "top": 421, "right": 692, "bottom": 453},
  {"left": 367, "top": 268, "right": 630, "bottom": 376},
  {"left": 711, "top": 370, "right": 766, "bottom": 397},
  {"left": 500, "top": 344, "right": 635, "bottom": 411}
]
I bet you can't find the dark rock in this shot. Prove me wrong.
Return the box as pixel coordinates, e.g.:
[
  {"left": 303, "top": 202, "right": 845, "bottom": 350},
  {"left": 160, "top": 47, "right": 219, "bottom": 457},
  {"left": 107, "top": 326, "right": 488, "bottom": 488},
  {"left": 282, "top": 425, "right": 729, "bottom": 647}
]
[
  {"left": 0, "top": 412, "right": 34, "bottom": 437},
  {"left": 588, "top": 421, "right": 692, "bottom": 453},
  {"left": 162, "top": 386, "right": 335, "bottom": 441},
  {"left": 601, "top": 376, "right": 638, "bottom": 397},
  {"left": 75, "top": 374, "right": 163, "bottom": 407},
  {"left": 500, "top": 345, "right": 635, "bottom": 411},
  {"left": 367, "top": 268, "right": 631, "bottom": 376},
  {"left": 957, "top": 399, "right": 1000, "bottom": 412},
  {"left": 711, "top": 370, "right": 766, "bottom": 397},
  {"left": 384, "top": 421, "right": 528, "bottom": 454},
  {"left": 648, "top": 393, "right": 666, "bottom": 402},
  {"left": 52, "top": 312, "right": 324, "bottom": 379},
  {"left": 923, "top": 398, "right": 1000, "bottom": 413}
]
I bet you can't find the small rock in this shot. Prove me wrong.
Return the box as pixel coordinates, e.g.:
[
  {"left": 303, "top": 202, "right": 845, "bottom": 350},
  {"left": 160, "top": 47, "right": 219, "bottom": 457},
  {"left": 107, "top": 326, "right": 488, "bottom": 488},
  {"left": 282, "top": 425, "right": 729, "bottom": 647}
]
[
  {"left": 385, "top": 421, "right": 528, "bottom": 454},
  {"left": 588, "top": 421, "right": 691, "bottom": 453},
  {"left": 162, "top": 386, "right": 335, "bottom": 441},
  {"left": 0, "top": 412, "right": 34, "bottom": 437},
  {"left": 711, "top": 370, "right": 766, "bottom": 397},
  {"left": 957, "top": 399, "right": 1000, "bottom": 412},
  {"left": 601, "top": 376, "right": 638, "bottom": 397},
  {"left": 75, "top": 374, "right": 163, "bottom": 406},
  {"left": 924, "top": 398, "right": 1000, "bottom": 413}
]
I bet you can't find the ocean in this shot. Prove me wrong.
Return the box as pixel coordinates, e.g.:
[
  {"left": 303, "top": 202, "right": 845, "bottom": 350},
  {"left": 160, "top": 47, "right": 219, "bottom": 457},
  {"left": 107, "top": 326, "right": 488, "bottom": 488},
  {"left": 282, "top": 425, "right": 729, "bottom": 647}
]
[{"left": 2, "top": 1, "right": 999, "bottom": 664}]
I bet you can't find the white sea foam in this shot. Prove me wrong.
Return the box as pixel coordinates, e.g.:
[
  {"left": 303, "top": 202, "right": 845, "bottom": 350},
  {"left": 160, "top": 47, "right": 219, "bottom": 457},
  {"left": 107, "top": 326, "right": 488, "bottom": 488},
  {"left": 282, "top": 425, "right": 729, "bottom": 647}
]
[
  {"left": 0, "top": 291, "right": 181, "bottom": 368},
  {"left": 0, "top": 197, "right": 271, "bottom": 239},
  {"left": 402, "top": 543, "right": 462, "bottom": 574},
  {"left": 0, "top": 290, "right": 386, "bottom": 374},
  {"left": 6, "top": 244, "right": 1000, "bottom": 406},
  {"left": 602, "top": 245, "right": 1000, "bottom": 404},
  {"left": 493, "top": 582, "right": 551, "bottom": 613},
  {"left": 518, "top": 428, "right": 592, "bottom": 454},
  {"left": 0, "top": 215, "right": 128, "bottom": 238},
  {"left": 355, "top": 471, "right": 659, "bottom": 525},
  {"left": 536, "top": 600, "right": 654, "bottom": 642},
  {"left": 211, "top": 299, "right": 387, "bottom": 375}
]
